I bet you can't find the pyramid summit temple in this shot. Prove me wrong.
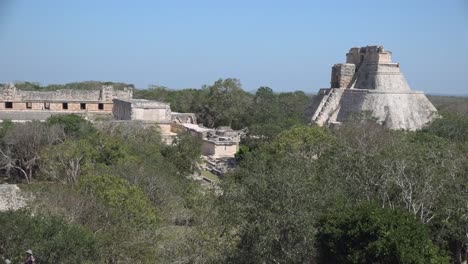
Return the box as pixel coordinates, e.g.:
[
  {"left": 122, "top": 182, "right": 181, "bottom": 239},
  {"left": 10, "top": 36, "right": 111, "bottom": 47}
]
[{"left": 309, "top": 46, "right": 437, "bottom": 130}]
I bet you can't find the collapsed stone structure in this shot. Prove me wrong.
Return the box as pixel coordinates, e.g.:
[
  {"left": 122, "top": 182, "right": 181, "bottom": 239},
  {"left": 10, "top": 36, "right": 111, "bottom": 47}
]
[
  {"left": 0, "top": 184, "right": 28, "bottom": 211},
  {"left": 175, "top": 124, "right": 241, "bottom": 157},
  {"left": 173, "top": 124, "right": 242, "bottom": 174},
  {"left": 309, "top": 46, "right": 437, "bottom": 130},
  {"left": 0, "top": 83, "right": 133, "bottom": 121},
  {"left": 113, "top": 98, "right": 241, "bottom": 168}
]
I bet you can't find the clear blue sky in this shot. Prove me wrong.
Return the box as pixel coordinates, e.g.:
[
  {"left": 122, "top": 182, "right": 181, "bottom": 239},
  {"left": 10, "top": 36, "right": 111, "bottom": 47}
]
[{"left": 0, "top": 0, "right": 467, "bottom": 95}]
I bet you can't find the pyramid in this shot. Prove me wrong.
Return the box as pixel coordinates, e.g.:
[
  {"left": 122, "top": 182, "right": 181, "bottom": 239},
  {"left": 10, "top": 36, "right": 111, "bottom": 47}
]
[{"left": 309, "top": 46, "right": 437, "bottom": 130}]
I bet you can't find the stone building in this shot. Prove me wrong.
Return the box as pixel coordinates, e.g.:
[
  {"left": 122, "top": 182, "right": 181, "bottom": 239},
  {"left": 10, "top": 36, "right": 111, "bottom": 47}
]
[
  {"left": 112, "top": 98, "right": 241, "bottom": 170},
  {"left": 309, "top": 46, "right": 437, "bottom": 130},
  {"left": 113, "top": 98, "right": 199, "bottom": 143},
  {"left": 113, "top": 98, "right": 174, "bottom": 135},
  {"left": 175, "top": 123, "right": 241, "bottom": 157},
  {"left": 0, "top": 83, "right": 133, "bottom": 121},
  {"left": 173, "top": 123, "right": 242, "bottom": 175}
]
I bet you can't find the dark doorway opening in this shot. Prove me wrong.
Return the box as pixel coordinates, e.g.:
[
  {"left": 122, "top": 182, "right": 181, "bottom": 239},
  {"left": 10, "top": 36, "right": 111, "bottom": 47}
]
[
  {"left": 80, "top": 103, "right": 86, "bottom": 110},
  {"left": 5, "top": 102, "right": 13, "bottom": 109}
]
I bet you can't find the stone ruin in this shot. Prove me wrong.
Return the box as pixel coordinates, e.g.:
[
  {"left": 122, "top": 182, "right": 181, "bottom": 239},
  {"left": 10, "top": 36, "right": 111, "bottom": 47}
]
[
  {"left": 0, "top": 83, "right": 133, "bottom": 121},
  {"left": 309, "top": 46, "right": 438, "bottom": 130},
  {"left": 173, "top": 123, "right": 244, "bottom": 175},
  {"left": 0, "top": 184, "right": 28, "bottom": 211}
]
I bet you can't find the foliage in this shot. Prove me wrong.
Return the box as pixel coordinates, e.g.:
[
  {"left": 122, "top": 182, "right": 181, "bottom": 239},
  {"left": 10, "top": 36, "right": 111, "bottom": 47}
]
[
  {"left": 221, "top": 156, "right": 320, "bottom": 263},
  {"left": 47, "top": 114, "right": 96, "bottom": 138},
  {"left": 315, "top": 203, "right": 450, "bottom": 264},
  {"left": 234, "top": 144, "right": 250, "bottom": 162},
  {"left": 271, "top": 125, "right": 336, "bottom": 156},
  {"left": 217, "top": 127, "right": 338, "bottom": 263},
  {"left": 428, "top": 95, "right": 468, "bottom": 116},
  {"left": 217, "top": 117, "right": 467, "bottom": 263},
  {"left": 245, "top": 87, "right": 311, "bottom": 140},
  {"left": 79, "top": 173, "right": 159, "bottom": 228},
  {"left": 0, "top": 210, "right": 97, "bottom": 264},
  {"left": 0, "top": 121, "right": 65, "bottom": 183},
  {"left": 1, "top": 84, "right": 467, "bottom": 263},
  {"left": 40, "top": 139, "right": 98, "bottom": 184},
  {"left": 33, "top": 122, "right": 210, "bottom": 262},
  {"left": 135, "top": 86, "right": 206, "bottom": 114},
  {"left": 422, "top": 112, "right": 468, "bottom": 141},
  {"left": 162, "top": 132, "right": 202, "bottom": 175},
  {"left": 0, "top": 120, "right": 14, "bottom": 139},
  {"left": 201, "top": 78, "right": 252, "bottom": 128},
  {"left": 134, "top": 80, "right": 311, "bottom": 134}
]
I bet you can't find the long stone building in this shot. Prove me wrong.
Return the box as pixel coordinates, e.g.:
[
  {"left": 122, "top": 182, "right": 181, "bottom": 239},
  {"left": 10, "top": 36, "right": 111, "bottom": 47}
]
[
  {"left": 0, "top": 83, "right": 133, "bottom": 121},
  {"left": 113, "top": 98, "right": 197, "bottom": 136},
  {"left": 309, "top": 46, "right": 437, "bottom": 130}
]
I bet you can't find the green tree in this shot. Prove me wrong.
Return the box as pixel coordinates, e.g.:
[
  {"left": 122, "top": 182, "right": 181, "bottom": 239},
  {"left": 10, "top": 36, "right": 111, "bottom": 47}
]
[
  {"left": 220, "top": 156, "right": 320, "bottom": 263},
  {"left": 41, "top": 139, "right": 98, "bottom": 184},
  {"left": 202, "top": 78, "right": 252, "bottom": 128},
  {"left": 0, "top": 210, "right": 97, "bottom": 264},
  {"left": 315, "top": 203, "right": 450, "bottom": 264},
  {"left": 0, "top": 122, "right": 64, "bottom": 183},
  {"left": 0, "top": 119, "right": 14, "bottom": 139},
  {"left": 47, "top": 114, "right": 96, "bottom": 138},
  {"left": 162, "top": 132, "right": 202, "bottom": 175},
  {"left": 217, "top": 126, "right": 337, "bottom": 263},
  {"left": 78, "top": 173, "right": 160, "bottom": 262},
  {"left": 422, "top": 112, "right": 468, "bottom": 142},
  {"left": 79, "top": 174, "right": 158, "bottom": 228}
]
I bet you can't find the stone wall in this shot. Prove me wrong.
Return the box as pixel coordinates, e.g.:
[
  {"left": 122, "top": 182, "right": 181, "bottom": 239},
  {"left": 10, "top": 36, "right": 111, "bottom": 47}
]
[
  {"left": 353, "top": 63, "right": 410, "bottom": 92},
  {"left": 201, "top": 141, "right": 238, "bottom": 157},
  {"left": 113, "top": 99, "right": 172, "bottom": 122},
  {"left": 335, "top": 89, "right": 437, "bottom": 130},
  {"left": 175, "top": 123, "right": 241, "bottom": 158},
  {"left": 112, "top": 99, "right": 133, "bottom": 120},
  {"left": 309, "top": 46, "right": 438, "bottom": 130},
  {"left": 346, "top": 46, "right": 392, "bottom": 66},
  {"left": 346, "top": 47, "right": 363, "bottom": 65},
  {"left": 331, "top": 63, "right": 355, "bottom": 88},
  {"left": 0, "top": 84, "right": 133, "bottom": 102},
  {"left": 133, "top": 108, "right": 170, "bottom": 121},
  {"left": 0, "top": 84, "right": 132, "bottom": 120},
  {"left": 0, "top": 102, "right": 113, "bottom": 111},
  {"left": 172, "top": 112, "right": 197, "bottom": 124}
]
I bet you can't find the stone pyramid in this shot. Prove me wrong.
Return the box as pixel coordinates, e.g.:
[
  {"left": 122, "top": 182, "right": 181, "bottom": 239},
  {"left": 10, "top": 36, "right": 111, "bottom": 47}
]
[{"left": 309, "top": 46, "right": 437, "bottom": 130}]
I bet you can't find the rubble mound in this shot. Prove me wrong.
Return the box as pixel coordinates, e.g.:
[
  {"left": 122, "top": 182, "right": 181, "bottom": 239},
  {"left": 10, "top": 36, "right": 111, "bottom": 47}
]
[{"left": 0, "top": 184, "right": 28, "bottom": 211}]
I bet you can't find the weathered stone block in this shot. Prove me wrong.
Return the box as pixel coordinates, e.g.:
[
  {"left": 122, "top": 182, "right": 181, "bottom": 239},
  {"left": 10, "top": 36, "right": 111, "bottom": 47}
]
[{"left": 331, "top": 63, "right": 355, "bottom": 88}]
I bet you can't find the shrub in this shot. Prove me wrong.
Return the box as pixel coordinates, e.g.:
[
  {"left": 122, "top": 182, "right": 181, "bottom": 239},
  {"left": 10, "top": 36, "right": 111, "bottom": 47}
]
[
  {"left": 315, "top": 203, "right": 450, "bottom": 264},
  {"left": 0, "top": 210, "right": 97, "bottom": 264},
  {"left": 47, "top": 114, "right": 96, "bottom": 138}
]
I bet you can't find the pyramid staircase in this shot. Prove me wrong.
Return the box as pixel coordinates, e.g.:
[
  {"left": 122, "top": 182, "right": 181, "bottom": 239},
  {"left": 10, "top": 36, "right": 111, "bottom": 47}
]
[{"left": 311, "top": 88, "right": 344, "bottom": 126}]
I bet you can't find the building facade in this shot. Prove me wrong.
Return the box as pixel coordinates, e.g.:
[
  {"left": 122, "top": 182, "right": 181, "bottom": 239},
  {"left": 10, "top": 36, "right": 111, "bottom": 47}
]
[{"left": 0, "top": 83, "right": 133, "bottom": 121}]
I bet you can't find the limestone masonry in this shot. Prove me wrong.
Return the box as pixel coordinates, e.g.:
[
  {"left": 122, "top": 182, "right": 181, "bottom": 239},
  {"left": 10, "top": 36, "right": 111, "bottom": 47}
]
[
  {"left": 0, "top": 184, "right": 28, "bottom": 211},
  {"left": 112, "top": 98, "right": 242, "bottom": 169},
  {"left": 0, "top": 84, "right": 133, "bottom": 121},
  {"left": 309, "top": 46, "right": 437, "bottom": 130}
]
